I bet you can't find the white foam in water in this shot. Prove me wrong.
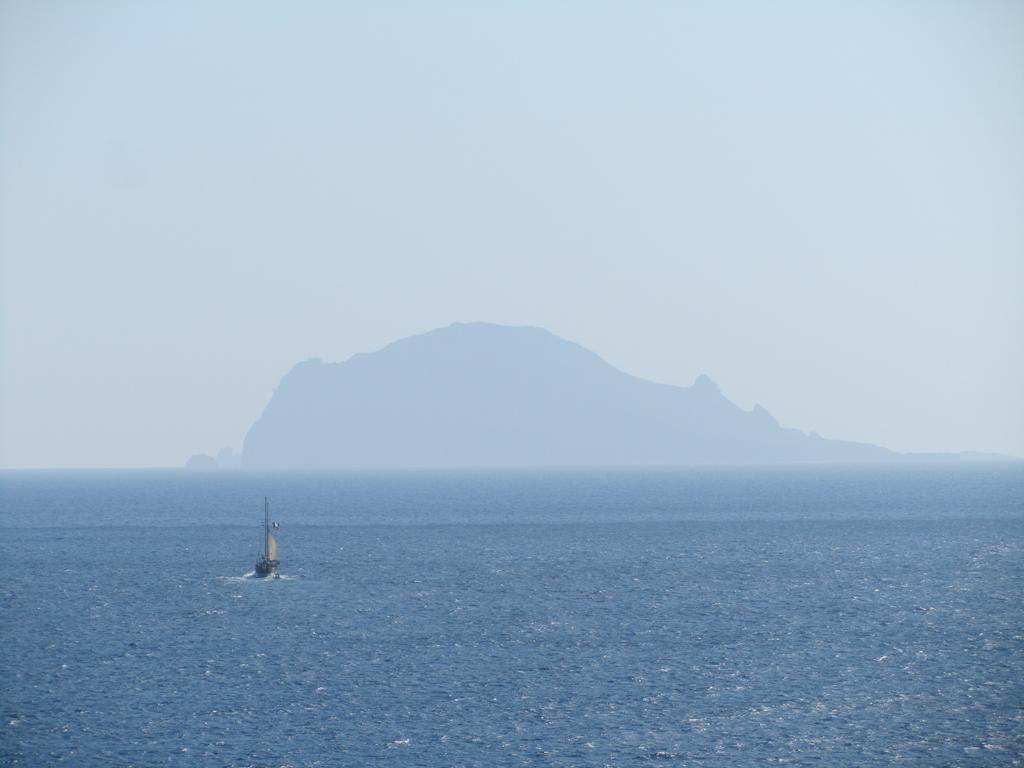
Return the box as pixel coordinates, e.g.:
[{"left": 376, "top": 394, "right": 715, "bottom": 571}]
[
  {"left": 218, "top": 573, "right": 255, "bottom": 583},
  {"left": 219, "top": 572, "right": 301, "bottom": 582}
]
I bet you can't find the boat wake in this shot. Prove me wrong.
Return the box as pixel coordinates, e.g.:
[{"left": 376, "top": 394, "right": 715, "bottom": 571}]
[
  {"left": 218, "top": 573, "right": 255, "bottom": 583},
  {"left": 219, "top": 572, "right": 300, "bottom": 583}
]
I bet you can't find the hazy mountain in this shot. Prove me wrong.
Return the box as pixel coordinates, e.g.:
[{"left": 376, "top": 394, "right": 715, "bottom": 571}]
[{"left": 242, "top": 322, "right": 900, "bottom": 468}]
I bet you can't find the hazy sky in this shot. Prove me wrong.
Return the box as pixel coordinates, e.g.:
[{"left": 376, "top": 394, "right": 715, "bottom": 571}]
[{"left": 1, "top": 0, "right": 1022, "bottom": 468}]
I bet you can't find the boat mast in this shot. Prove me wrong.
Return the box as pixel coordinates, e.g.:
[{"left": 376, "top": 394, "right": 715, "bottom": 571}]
[{"left": 264, "top": 497, "right": 270, "bottom": 560}]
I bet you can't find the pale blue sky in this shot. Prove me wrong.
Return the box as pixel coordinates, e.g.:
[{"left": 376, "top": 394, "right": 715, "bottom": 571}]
[{"left": 1, "top": 0, "right": 1021, "bottom": 468}]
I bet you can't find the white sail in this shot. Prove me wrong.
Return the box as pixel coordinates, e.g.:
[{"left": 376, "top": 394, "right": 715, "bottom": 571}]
[{"left": 267, "top": 532, "right": 278, "bottom": 561}]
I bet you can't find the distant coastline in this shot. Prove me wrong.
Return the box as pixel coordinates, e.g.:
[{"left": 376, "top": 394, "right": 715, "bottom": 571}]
[{"left": 177, "top": 323, "right": 1019, "bottom": 470}]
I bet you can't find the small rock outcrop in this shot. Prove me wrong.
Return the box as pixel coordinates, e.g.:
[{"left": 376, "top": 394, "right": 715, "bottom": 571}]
[{"left": 184, "top": 453, "right": 218, "bottom": 469}]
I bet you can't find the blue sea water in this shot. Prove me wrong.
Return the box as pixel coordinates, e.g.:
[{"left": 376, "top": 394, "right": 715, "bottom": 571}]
[{"left": 1, "top": 464, "right": 1022, "bottom": 767}]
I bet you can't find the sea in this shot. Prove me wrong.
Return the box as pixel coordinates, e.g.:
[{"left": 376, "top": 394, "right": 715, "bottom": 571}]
[{"left": 1, "top": 464, "right": 1022, "bottom": 767}]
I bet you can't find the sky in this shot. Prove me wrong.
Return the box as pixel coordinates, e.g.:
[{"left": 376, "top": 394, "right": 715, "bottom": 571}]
[{"left": 1, "top": 0, "right": 1022, "bottom": 468}]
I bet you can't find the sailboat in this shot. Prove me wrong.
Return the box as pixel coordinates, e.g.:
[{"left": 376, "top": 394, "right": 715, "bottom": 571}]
[{"left": 254, "top": 497, "right": 280, "bottom": 578}]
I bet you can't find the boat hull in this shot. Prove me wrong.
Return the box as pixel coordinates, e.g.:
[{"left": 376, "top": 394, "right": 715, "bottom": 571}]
[{"left": 254, "top": 558, "right": 279, "bottom": 577}]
